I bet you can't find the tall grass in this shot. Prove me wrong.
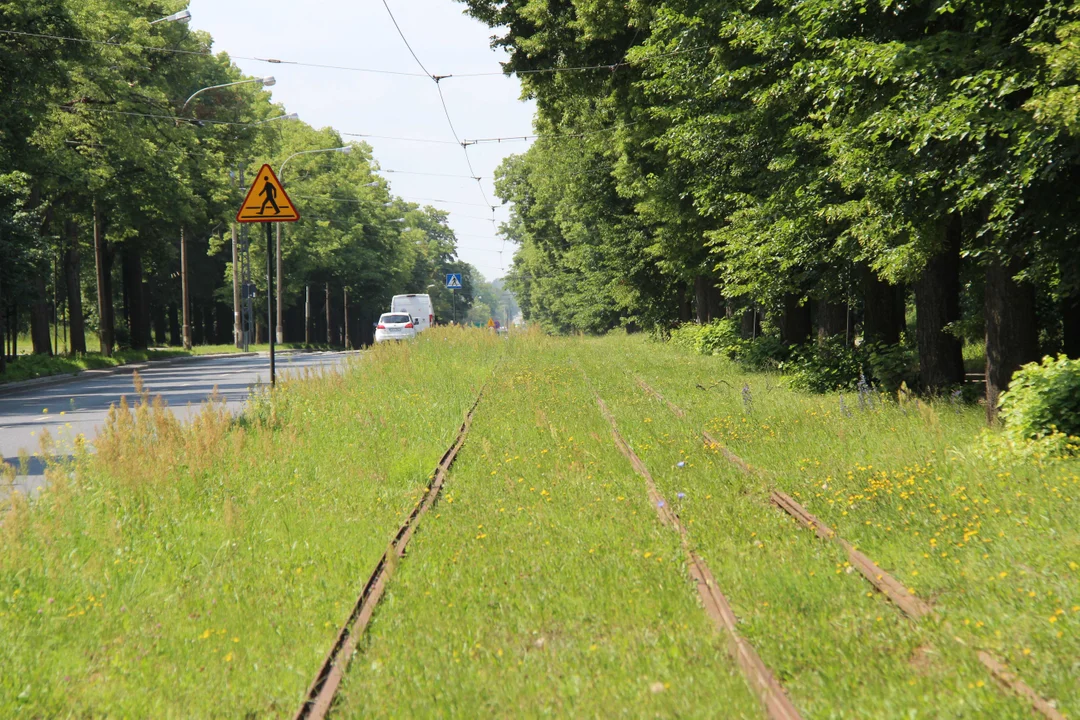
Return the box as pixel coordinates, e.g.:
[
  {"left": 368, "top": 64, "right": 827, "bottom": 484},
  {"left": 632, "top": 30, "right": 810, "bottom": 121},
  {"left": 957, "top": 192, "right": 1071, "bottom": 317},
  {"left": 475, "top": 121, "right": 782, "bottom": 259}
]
[
  {"left": 604, "top": 333, "right": 1079, "bottom": 717},
  {"left": 337, "top": 332, "right": 757, "bottom": 716},
  {"left": 0, "top": 328, "right": 500, "bottom": 717}
]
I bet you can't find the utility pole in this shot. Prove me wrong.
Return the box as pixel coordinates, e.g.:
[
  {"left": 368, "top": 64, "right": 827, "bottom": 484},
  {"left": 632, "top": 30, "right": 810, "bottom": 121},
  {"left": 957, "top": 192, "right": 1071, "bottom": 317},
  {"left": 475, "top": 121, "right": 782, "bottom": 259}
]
[
  {"left": 305, "top": 285, "right": 311, "bottom": 345},
  {"left": 232, "top": 224, "right": 241, "bottom": 348},
  {"left": 93, "top": 201, "right": 113, "bottom": 357},
  {"left": 180, "top": 225, "right": 191, "bottom": 350},
  {"left": 276, "top": 223, "right": 284, "bottom": 343},
  {"left": 343, "top": 288, "right": 350, "bottom": 349}
]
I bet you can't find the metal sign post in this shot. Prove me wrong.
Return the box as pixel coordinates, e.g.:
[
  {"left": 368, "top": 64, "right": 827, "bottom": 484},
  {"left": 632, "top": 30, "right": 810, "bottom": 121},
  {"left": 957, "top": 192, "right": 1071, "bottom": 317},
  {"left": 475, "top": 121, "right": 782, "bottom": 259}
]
[
  {"left": 446, "top": 273, "right": 462, "bottom": 326},
  {"left": 235, "top": 163, "right": 300, "bottom": 389},
  {"left": 266, "top": 222, "right": 276, "bottom": 386}
]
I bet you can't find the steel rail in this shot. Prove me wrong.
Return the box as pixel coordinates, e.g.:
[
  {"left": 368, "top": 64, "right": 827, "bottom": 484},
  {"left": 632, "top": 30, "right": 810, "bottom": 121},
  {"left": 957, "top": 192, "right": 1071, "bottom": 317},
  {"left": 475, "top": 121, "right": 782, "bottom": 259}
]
[
  {"left": 633, "top": 375, "right": 1065, "bottom": 720},
  {"left": 293, "top": 385, "right": 488, "bottom": 720}
]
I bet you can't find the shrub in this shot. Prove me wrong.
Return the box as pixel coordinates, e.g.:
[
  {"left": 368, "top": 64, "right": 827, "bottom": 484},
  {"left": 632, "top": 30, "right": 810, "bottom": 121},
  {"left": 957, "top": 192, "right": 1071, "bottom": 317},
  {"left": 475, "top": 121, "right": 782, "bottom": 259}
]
[
  {"left": 734, "top": 335, "right": 789, "bottom": 371},
  {"left": 865, "top": 340, "right": 918, "bottom": 393},
  {"left": 785, "top": 336, "right": 865, "bottom": 393},
  {"left": 669, "top": 323, "right": 706, "bottom": 353},
  {"left": 697, "top": 318, "right": 741, "bottom": 356},
  {"left": 999, "top": 354, "right": 1080, "bottom": 440}
]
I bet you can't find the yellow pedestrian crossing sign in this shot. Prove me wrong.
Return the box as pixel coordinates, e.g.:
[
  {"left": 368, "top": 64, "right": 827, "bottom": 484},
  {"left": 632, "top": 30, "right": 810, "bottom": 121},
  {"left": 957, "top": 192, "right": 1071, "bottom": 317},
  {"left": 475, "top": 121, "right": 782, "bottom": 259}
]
[{"left": 236, "top": 164, "right": 299, "bottom": 223}]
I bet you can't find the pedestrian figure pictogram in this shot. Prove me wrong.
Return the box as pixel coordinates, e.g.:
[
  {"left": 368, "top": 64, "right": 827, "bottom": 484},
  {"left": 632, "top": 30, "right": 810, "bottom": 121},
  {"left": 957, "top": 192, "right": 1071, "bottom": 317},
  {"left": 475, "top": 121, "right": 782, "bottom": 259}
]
[
  {"left": 258, "top": 176, "right": 280, "bottom": 215},
  {"left": 236, "top": 164, "right": 299, "bottom": 223}
]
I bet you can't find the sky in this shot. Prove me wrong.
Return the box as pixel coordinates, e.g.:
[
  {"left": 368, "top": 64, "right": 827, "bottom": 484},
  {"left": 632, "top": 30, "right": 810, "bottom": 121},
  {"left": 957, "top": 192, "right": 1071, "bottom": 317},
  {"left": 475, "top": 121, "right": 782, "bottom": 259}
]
[{"left": 187, "top": 0, "right": 536, "bottom": 282}]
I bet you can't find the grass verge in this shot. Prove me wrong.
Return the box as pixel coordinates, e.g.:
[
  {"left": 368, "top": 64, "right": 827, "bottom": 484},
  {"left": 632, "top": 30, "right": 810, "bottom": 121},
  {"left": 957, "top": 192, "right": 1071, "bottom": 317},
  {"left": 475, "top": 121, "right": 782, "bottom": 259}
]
[
  {"left": 0, "top": 328, "right": 499, "bottom": 716},
  {"left": 600, "top": 333, "right": 1079, "bottom": 717}
]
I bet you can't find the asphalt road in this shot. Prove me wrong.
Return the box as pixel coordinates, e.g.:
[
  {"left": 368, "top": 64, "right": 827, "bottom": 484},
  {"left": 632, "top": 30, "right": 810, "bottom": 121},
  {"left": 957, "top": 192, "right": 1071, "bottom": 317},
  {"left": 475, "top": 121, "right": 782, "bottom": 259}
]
[{"left": 0, "top": 351, "right": 354, "bottom": 496}]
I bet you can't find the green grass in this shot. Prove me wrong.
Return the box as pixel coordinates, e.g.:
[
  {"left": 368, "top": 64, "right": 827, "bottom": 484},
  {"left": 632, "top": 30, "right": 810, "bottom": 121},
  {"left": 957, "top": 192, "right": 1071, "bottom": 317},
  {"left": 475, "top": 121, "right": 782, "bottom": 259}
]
[
  {"left": 602, "top": 333, "right": 1079, "bottom": 716},
  {"left": 0, "top": 328, "right": 500, "bottom": 716},
  {"left": 336, "top": 333, "right": 756, "bottom": 716},
  {"left": 2, "top": 330, "right": 1076, "bottom": 718},
  {"left": 0, "top": 348, "right": 189, "bottom": 384}
]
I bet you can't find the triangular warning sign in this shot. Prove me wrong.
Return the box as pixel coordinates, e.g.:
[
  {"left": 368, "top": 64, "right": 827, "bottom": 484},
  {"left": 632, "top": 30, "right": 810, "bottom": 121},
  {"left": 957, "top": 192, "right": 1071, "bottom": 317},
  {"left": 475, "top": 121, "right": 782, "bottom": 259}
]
[{"left": 236, "top": 164, "right": 299, "bottom": 223}]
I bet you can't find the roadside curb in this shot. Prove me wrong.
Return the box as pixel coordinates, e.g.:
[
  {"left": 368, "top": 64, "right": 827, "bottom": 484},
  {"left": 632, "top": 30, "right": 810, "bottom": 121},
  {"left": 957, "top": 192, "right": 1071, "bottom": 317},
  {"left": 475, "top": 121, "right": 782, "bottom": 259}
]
[{"left": 0, "top": 349, "right": 320, "bottom": 396}]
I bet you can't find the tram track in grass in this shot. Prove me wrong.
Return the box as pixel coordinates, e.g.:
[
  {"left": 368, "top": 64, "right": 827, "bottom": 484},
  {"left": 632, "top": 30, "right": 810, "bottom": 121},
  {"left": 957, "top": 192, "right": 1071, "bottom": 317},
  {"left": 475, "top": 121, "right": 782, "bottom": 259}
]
[
  {"left": 293, "top": 385, "right": 489, "bottom": 720},
  {"left": 633, "top": 374, "right": 1066, "bottom": 720},
  {"left": 588, "top": 370, "right": 802, "bottom": 720}
]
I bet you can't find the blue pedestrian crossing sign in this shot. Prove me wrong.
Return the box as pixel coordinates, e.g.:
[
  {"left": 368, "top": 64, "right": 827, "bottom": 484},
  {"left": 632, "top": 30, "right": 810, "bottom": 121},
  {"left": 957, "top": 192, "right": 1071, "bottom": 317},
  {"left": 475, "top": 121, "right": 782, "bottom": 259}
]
[{"left": 445, "top": 273, "right": 463, "bottom": 289}]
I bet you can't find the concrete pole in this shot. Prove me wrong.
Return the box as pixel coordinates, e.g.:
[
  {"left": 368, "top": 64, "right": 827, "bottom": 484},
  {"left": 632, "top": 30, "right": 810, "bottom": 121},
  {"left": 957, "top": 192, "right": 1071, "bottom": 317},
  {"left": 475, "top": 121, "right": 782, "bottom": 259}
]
[
  {"left": 232, "top": 224, "right": 241, "bottom": 348},
  {"left": 276, "top": 223, "right": 284, "bottom": 344},
  {"left": 181, "top": 225, "right": 192, "bottom": 350},
  {"left": 343, "top": 288, "right": 350, "bottom": 349}
]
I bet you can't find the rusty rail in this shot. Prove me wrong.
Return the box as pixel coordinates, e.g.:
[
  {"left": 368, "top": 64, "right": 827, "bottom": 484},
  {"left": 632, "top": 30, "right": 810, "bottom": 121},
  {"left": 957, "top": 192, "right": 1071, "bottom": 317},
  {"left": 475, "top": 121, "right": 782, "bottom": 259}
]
[
  {"left": 293, "top": 388, "right": 487, "bottom": 720},
  {"left": 595, "top": 392, "right": 803, "bottom": 720},
  {"left": 634, "top": 376, "right": 1065, "bottom": 720}
]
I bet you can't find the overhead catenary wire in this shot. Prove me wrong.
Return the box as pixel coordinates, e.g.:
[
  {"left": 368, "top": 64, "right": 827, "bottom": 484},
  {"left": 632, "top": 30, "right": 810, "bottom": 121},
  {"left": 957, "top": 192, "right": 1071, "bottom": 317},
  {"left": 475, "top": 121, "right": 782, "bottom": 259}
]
[
  {"left": 378, "top": 0, "right": 495, "bottom": 213},
  {"left": 462, "top": 121, "right": 639, "bottom": 145},
  {"left": 290, "top": 193, "right": 497, "bottom": 209},
  {"left": 0, "top": 31, "right": 707, "bottom": 80}
]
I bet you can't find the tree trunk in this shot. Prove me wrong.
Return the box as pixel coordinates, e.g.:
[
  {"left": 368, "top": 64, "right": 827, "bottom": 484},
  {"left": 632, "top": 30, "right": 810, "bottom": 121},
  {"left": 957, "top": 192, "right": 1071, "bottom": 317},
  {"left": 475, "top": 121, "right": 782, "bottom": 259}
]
[
  {"left": 0, "top": 227, "right": 5, "bottom": 374},
  {"left": 63, "top": 220, "right": 86, "bottom": 354},
  {"left": 914, "top": 216, "right": 965, "bottom": 392},
  {"left": 817, "top": 301, "right": 847, "bottom": 340},
  {"left": 93, "top": 203, "right": 114, "bottom": 357},
  {"left": 192, "top": 303, "right": 204, "bottom": 345},
  {"left": 985, "top": 256, "right": 1040, "bottom": 423},
  {"left": 10, "top": 302, "right": 17, "bottom": 356},
  {"left": 861, "top": 264, "right": 903, "bottom": 345},
  {"left": 1063, "top": 290, "right": 1080, "bottom": 360},
  {"left": 152, "top": 301, "right": 166, "bottom": 346},
  {"left": 694, "top": 275, "right": 709, "bottom": 324},
  {"left": 780, "top": 294, "right": 812, "bottom": 345},
  {"left": 168, "top": 304, "right": 180, "bottom": 346},
  {"left": 30, "top": 273, "right": 52, "bottom": 355},
  {"left": 203, "top": 305, "right": 215, "bottom": 346},
  {"left": 122, "top": 244, "right": 148, "bottom": 350},
  {"left": 706, "top": 284, "right": 723, "bottom": 322}
]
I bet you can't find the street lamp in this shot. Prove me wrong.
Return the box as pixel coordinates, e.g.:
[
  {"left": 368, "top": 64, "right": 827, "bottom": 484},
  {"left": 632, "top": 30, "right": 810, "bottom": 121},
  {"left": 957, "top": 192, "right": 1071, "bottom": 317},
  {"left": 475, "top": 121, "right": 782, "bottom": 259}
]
[
  {"left": 178, "top": 76, "right": 276, "bottom": 350},
  {"left": 275, "top": 145, "right": 352, "bottom": 344},
  {"left": 256, "top": 112, "right": 298, "bottom": 125},
  {"left": 150, "top": 9, "right": 191, "bottom": 24},
  {"left": 278, "top": 145, "right": 352, "bottom": 179},
  {"left": 181, "top": 76, "right": 275, "bottom": 114}
]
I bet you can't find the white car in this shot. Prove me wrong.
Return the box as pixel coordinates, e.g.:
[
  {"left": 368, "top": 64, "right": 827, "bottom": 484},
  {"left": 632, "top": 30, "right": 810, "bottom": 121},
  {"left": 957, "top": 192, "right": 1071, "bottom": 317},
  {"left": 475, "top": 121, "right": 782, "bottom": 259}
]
[
  {"left": 390, "top": 294, "right": 435, "bottom": 332},
  {"left": 374, "top": 313, "right": 418, "bottom": 343}
]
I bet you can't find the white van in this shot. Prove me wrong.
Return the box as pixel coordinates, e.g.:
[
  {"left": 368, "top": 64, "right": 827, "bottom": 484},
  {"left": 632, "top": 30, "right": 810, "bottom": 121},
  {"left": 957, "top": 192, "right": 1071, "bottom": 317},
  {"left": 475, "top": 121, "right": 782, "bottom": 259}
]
[{"left": 390, "top": 294, "right": 435, "bottom": 331}]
